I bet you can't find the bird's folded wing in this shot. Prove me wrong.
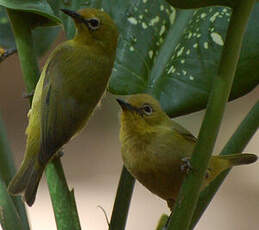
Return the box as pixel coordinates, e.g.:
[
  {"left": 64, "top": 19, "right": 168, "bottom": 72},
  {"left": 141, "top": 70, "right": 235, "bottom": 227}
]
[
  {"left": 171, "top": 121, "right": 197, "bottom": 143},
  {"left": 39, "top": 45, "right": 88, "bottom": 164}
]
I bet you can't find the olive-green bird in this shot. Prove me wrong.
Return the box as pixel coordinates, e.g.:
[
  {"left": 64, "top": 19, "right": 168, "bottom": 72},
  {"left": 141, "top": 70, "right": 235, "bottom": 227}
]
[
  {"left": 117, "top": 94, "right": 257, "bottom": 210},
  {"left": 8, "top": 8, "right": 118, "bottom": 206}
]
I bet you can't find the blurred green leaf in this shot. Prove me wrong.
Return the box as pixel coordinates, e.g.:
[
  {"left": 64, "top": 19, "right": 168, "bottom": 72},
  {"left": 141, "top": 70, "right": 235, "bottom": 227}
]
[
  {"left": 0, "top": 7, "right": 15, "bottom": 49},
  {"left": 0, "top": 0, "right": 61, "bottom": 26},
  {"left": 32, "top": 26, "right": 60, "bottom": 57},
  {"left": 0, "top": 6, "right": 60, "bottom": 57},
  {"left": 108, "top": 1, "right": 259, "bottom": 117}
]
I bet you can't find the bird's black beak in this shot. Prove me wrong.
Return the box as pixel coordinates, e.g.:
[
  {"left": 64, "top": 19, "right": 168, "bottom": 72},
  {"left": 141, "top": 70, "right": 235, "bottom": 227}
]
[
  {"left": 60, "top": 9, "right": 84, "bottom": 23},
  {"left": 116, "top": 99, "right": 136, "bottom": 112}
]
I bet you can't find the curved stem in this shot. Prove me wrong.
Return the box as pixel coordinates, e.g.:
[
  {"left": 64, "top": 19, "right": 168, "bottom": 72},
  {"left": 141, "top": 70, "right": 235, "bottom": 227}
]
[{"left": 167, "top": 1, "right": 256, "bottom": 229}]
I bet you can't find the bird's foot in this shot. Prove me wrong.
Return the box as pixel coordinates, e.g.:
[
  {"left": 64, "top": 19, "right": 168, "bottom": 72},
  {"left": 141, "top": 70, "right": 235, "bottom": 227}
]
[
  {"left": 23, "top": 90, "right": 34, "bottom": 99},
  {"left": 205, "top": 168, "right": 211, "bottom": 179},
  {"left": 180, "top": 157, "right": 192, "bottom": 174},
  {"left": 55, "top": 150, "right": 64, "bottom": 159}
]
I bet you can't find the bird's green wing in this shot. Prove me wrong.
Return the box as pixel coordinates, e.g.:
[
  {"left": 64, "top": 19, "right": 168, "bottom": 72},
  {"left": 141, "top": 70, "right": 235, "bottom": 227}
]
[
  {"left": 171, "top": 121, "right": 197, "bottom": 143},
  {"left": 39, "top": 44, "right": 89, "bottom": 164}
]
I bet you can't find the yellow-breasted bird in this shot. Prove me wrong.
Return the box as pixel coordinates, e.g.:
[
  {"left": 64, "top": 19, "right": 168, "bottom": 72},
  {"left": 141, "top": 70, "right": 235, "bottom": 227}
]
[
  {"left": 117, "top": 94, "right": 257, "bottom": 210},
  {"left": 8, "top": 8, "right": 118, "bottom": 206}
]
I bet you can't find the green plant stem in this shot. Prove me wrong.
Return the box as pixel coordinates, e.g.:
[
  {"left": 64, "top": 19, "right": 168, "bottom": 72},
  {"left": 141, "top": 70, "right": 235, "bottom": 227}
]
[
  {"left": 190, "top": 100, "right": 259, "bottom": 229},
  {"left": 8, "top": 8, "right": 81, "bottom": 230},
  {"left": 109, "top": 166, "right": 135, "bottom": 230},
  {"left": 45, "top": 158, "right": 81, "bottom": 230},
  {"left": 0, "top": 113, "right": 30, "bottom": 230},
  {"left": 0, "top": 176, "right": 24, "bottom": 230},
  {"left": 167, "top": 1, "right": 256, "bottom": 229},
  {"left": 7, "top": 10, "right": 40, "bottom": 98},
  {"left": 155, "top": 214, "right": 169, "bottom": 230}
]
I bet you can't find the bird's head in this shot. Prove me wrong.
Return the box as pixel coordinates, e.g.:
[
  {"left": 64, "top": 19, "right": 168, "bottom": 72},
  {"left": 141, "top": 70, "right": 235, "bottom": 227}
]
[
  {"left": 61, "top": 8, "right": 118, "bottom": 53},
  {"left": 117, "top": 94, "right": 169, "bottom": 135}
]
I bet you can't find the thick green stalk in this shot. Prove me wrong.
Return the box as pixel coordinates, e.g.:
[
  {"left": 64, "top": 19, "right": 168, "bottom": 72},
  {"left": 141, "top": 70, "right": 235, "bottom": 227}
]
[
  {"left": 7, "top": 10, "right": 39, "bottom": 97},
  {"left": 190, "top": 100, "right": 259, "bottom": 229},
  {"left": 7, "top": 8, "right": 81, "bottom": 230},
  {"left": 0, "top": 176, "right": 24, "bottom": 230},
  {"left": 155, "top": 214, "right": 169, "bottom": 230},
  {"left": 109, "top": 166, "right": 135, "bottom": 230},
  {"left": 167, "top": 1, "right": 256, "bottom": 229},
  {"left": 0, "top": 114, "right": 30, "bottom": 230},
  {"left": 45, "top": 158, "right": 81, "bottom": 230}
]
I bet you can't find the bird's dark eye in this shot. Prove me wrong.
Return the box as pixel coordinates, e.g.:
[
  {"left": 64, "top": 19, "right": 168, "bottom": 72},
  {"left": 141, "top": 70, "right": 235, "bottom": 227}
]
[
  {"left": 87, "top": 18, "right": 100, "bottom": 30},
  {"left": 142, "top": 104, "right": 153, "bottom": 116}
]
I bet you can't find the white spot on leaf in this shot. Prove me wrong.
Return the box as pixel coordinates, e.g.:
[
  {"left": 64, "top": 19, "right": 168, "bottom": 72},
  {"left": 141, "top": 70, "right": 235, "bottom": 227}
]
[
  {"left": 200, "top": 13, "right": 207, "bottom": 18},
  {"left": 177, "top": 47, "right": 184, "bottom": 57},
  {"left": 211, "top": 32, "right": 224, "bottom": 46},
  {"left": 128, "top": 17, "right": 138, "bottom": 25},
  {"left": 149, "top": 16, "right": 160, "bottom": 26},
  {"left": 148, "top": 50, "right": 153, "bottom": 59},
  {"left": 160, "top": 5, "right": 164, "bottom": 11},
  {"left": 210, "top": 12, "right": 219, "bottom": 23},
  {"left": 169, "top": 10, "right": 176, "bottom": 24},
  {"left": 159, "top": 25, "right": 166, "bottom": 36},
  {"left": 142, "top": 22, "right": 148, "bottom": 29},
  {"left": 129, "top": 46, "right": 135, "bottom": 51}
]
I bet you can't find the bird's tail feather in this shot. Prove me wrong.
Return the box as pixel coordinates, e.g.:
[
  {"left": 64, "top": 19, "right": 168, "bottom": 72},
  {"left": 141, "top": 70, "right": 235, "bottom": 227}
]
[
  {"left": 8, "top": 157, "right": 44, "bottom": 206},
  {"left": 218, "top": 153, "right": 257, "bottom": 167},
  {"left": 24, "top": 165, "right": 44, "bottom": 206}
]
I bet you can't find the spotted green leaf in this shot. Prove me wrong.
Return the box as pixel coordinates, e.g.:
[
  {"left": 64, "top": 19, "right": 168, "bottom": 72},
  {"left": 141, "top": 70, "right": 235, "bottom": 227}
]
[
  {"left": 108, "top": 1, "right": 259, "bottom": 117},
  {"left": 166, "top": 0, "right": 235, "bottom": 9}
]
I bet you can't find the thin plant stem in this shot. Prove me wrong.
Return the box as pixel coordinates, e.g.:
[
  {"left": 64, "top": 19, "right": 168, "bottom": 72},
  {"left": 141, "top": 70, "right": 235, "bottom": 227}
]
[
  {"left": 190, "top": 100, "right": 259, "bottom": 229},
  {"left": 0, "top": 176, "right": 24, "bottom": 230},
  {"left": 109, "top": 166, "right": 135, "bottom": 230}
]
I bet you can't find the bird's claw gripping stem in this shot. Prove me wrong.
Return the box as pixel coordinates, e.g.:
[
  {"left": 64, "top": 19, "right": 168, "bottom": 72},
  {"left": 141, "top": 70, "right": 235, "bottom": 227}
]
[
  {"left": 23, "top": 90, "right": 35, "bottom": 99},
  {"left": 180, "top": 157, "right": 192, "bottom": 174}
]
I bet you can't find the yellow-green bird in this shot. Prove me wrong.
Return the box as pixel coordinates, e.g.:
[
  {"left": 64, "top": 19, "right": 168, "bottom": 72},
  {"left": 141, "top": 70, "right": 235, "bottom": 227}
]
[
  {"left": 117, "top": 94, "right": 257, "bottom": 210},
  {"left": 8, "top": 8, "right": 118, "bottom": 206}
]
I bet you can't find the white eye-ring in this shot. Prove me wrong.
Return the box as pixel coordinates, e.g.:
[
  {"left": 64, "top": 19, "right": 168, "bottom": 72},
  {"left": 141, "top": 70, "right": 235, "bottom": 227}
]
[
  {"left": 87, "top": 18, "right": 100, "bottom": 30},
  {"left": 142, "top": 104, "right": 153, "bottom": 116}
]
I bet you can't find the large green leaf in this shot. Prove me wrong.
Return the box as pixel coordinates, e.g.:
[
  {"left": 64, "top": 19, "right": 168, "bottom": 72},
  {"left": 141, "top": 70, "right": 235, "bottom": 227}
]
[
  {"left": 166, "top": 0, "right": 235, "bottom": 9},
  {"left": 0, "top": 0, "right": 61, "bottom": 26},
  {"left": 108, "top": 1, "right": 259, "bottom": 117},
  {"left": 0, "top": 6, "right": 60, "bottom": 57}
]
